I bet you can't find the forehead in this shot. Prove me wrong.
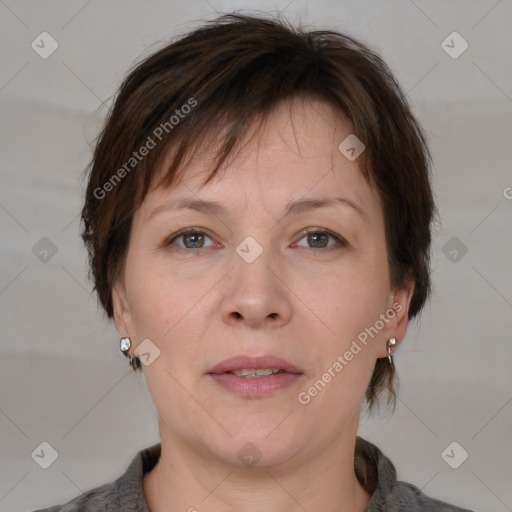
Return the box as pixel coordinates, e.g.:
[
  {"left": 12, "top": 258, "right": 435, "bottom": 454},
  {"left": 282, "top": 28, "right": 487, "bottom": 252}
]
[{"left": 137, "top": 98, "right": 381, "bottom": 223}]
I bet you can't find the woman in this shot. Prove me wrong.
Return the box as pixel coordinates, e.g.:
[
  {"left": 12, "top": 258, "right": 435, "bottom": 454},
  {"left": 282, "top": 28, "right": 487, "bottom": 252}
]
[{"left": 35, "top": 13, "right": 474, "bottom": 512}]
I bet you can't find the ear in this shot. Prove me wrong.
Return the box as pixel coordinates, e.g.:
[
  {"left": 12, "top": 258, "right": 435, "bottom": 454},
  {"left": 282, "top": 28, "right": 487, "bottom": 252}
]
[
  {"left": 376, "top": 279, "right": 415, "bottom": 359},
  {"left": 112, "top": 280, "right": 136, "bottom": 353}
]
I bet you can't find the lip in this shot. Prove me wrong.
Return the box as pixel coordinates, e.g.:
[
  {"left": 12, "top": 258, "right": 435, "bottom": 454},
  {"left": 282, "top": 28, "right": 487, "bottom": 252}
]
[
  {"left": 206, "top": 355, "right": 303, "bottom": 398},
  {"left": 207, "top": 372, "right": 303, "bottom": 398},
  {"left": 207, "top": 354, "right": 302, "bottom": 375}
]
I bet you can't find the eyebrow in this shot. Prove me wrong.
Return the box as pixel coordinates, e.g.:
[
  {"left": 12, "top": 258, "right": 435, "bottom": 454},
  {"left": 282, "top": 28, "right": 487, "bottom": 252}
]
[{"left": 147, "top": 196, "right": 367, "bottom": 222}]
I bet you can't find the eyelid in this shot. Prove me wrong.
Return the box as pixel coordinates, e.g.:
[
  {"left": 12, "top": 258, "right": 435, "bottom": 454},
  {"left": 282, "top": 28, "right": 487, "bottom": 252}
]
[
  {"left": 166, "top": 227, "right": 347, "bottom": 251},
  {"left": 293, "top": 227, "right": 348, "bottom": 249},
  {"left": 166, "top": 227, "right": 220, "bottom": 249}
]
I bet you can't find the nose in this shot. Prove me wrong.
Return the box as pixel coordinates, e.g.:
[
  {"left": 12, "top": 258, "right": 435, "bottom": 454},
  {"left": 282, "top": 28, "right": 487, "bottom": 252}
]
[{"left": 220, "top": 244, "right": 292, "bottom": 330}]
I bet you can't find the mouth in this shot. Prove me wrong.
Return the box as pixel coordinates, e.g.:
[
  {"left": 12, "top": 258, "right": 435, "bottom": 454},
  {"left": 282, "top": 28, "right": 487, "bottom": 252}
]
[
  {"left": 226, "top": 368, "right": 286, "bottom": 378},
  {"left": 206, "top": 355, "right": 303, "bottom": 397},
  {"left": 207, "top": 354, "right": 302, "bottom": 375}
]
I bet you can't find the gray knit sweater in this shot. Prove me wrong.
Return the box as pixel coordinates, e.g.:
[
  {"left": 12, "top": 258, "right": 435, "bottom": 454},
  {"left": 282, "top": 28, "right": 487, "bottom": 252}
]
[{"left": 32, "top": 437, "right": 474, "bottom": 511}]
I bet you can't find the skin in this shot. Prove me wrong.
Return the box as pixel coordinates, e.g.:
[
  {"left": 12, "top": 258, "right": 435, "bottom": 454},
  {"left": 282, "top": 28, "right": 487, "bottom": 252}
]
[{"left": 112, "top": 97, "right": 414, "bottom": 512}]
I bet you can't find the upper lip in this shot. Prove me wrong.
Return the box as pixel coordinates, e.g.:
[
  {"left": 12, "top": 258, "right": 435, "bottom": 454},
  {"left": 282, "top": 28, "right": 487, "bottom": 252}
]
[{"left": 207, "top": 355, "right": 302, "bottom": 374}]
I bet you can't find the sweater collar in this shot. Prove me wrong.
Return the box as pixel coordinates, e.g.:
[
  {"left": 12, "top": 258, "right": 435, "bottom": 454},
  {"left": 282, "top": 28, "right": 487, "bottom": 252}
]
[{"left": 115, "top": 436, "right": 397, "bottom": 511}]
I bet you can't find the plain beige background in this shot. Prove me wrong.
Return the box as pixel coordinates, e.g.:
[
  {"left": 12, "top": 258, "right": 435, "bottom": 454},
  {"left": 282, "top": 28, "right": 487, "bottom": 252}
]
[{"left": 0, "top": 1, "right": 511, "bottom": 511}]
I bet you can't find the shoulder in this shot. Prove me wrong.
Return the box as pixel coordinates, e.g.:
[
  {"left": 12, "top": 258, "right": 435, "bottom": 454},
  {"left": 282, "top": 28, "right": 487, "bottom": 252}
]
[
  {"left": 356, "top": 437, "right": 475, "bottom": 512},
  {"left": 30, "top": 481, "right": 117, "bottom": 512},
  {"left": 381, "top": 480, "right": 475, "bottom": 512},
  {"left": 29, "top": 478, "right": 144, "bottom": 512},
  {"left": 30, "top": 443, "right": 161, "bottom": 512}
]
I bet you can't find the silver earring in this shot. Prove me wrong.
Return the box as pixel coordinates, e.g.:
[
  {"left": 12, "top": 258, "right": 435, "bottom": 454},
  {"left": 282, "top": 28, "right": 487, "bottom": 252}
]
[
  {"left": 120, "top": 337, "right": 139, "bottom": 371},
  {"left": 120, "top": 336, "right": 131, "bottom": 355},
  {"left": 387, "top": 337, "right": 396, "bottom": 365}
]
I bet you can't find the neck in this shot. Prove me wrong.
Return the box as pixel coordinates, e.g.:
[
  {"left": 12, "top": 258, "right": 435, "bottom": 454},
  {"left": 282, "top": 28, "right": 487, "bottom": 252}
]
[{"left": 143, "top": 426, "right": 371, "bottom": 512}]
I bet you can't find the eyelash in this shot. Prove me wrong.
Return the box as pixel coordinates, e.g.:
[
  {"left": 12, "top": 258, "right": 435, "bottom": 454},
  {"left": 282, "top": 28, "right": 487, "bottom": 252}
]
[{"left": 165, "top": 227, "right": 348, "bottom": 252}]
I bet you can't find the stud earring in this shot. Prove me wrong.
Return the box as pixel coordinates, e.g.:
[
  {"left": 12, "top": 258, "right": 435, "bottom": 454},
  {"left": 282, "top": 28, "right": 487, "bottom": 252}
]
[
  {"left": 387, "top": 337, "right": 397, "bottom": 365},
  {"left": 120, "top": 336, "right": 131, "bottom": 355},
  {"left": 120, "top": 336, "right": 139, "bottom": 371}
]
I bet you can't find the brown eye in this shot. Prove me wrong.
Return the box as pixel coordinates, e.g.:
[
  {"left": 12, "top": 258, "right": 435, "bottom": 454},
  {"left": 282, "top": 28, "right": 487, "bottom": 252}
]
[
  {"left": 167, "top": 229, "right": 216, "bottom": 250},
  {"left": 307, "top": 232, "right": 329, "bottom": 248},
  {"left": 294, "top": 229, "right": 347, "bottom": 250}
]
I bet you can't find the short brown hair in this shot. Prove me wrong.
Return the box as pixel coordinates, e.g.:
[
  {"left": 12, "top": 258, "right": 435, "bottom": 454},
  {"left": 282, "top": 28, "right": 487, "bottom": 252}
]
[{"left": 80, "top": 13, "right": 436, "bottom": 411}]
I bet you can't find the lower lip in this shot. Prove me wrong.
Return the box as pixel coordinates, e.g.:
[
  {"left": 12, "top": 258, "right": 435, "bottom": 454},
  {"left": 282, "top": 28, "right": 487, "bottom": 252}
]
[{"left": 207, "top": 372, "right": 303, "bottom": 398}]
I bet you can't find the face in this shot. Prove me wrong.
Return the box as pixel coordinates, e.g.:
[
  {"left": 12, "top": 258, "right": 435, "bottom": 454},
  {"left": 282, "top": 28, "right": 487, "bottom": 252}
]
[{"left": 113, "top": 98, "right": 414, "bottom": 469}]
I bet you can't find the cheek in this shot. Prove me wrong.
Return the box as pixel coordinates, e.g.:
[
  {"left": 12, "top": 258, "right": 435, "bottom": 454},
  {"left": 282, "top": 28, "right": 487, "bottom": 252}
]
[
  {"left": 129, "top": 280, "right": 197, "bottom": 342},
  {"left": 298, "top": 274, "right": 382, "bottom": 413},
  {"left": 124, "top": 252, "right": 218, "bottom": 361},
  {"left": 295, "top": 256, "right": 389, "bottom": 404},
  {"left": 123, "top": 252, "right": 182, "bottom": 336},
  {"left": 305, "top": 261, "right": 389, "bottom": 338}
]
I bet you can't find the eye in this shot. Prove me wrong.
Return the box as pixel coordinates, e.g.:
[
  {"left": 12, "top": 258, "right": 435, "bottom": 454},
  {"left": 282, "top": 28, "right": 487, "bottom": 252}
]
[
  {"left": 166, "top": 228, "right": 217, "bottom": 250},
  {"left": 165, "top": 227, "right": 347, "bottom": 252},
  {"left": 293, "top": 228, "right": 347, "bottom": 250}
]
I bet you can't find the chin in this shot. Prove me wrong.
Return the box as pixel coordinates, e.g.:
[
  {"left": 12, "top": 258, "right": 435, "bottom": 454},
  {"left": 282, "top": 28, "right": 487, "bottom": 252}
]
[
  {"left": 228, "top": 441, "right": 299, "bottom": 470},
  {"left": 208, "top": 426, "right": 303, "bottom": 469}
]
